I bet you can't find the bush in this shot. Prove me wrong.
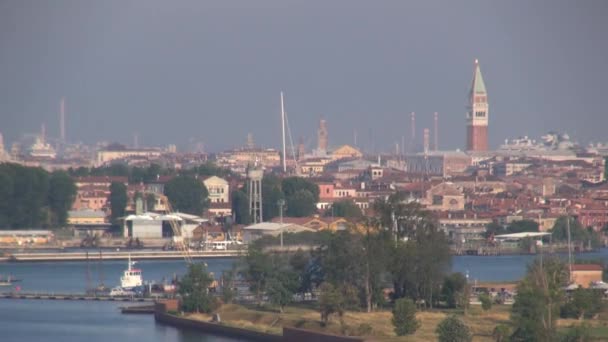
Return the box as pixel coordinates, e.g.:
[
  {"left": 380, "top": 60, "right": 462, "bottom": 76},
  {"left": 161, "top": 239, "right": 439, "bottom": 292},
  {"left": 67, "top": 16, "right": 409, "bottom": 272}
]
[
  {"left": 479, "top": 293, "right": 492, "bottom": 311},
  {"left": 560, "top": 288, "right": 603, "bottom": 319},
  {"left": 436, "top": 315, "right": 472, "bottom": 342},
  {"left": 492, "top": 324, "right": 510, "bottom": 342},
  {"left": 355, "top": 323, "right": 373, "bottom": 336},
  {"left": 392, "top": 298, "right": 420, "bottom": 336},
  {"left": 560, "top": 323, "right": 591, "bottom": 342}
]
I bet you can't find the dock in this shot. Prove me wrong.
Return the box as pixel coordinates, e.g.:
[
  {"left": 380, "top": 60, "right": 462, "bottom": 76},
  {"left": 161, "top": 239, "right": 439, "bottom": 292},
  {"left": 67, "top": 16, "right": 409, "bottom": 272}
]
[
  {"left": 1, "top": 250, "right": 242, "bottom": 262},
  {"left": 0, "top": 292, "right": 157, "bottom": 302}
]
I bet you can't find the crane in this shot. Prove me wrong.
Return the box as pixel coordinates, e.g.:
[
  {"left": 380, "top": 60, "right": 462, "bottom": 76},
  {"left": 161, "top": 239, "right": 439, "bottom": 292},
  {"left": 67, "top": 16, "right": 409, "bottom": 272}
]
[{"left": 151, "top": 193, "right": 194, "bottom": 264}]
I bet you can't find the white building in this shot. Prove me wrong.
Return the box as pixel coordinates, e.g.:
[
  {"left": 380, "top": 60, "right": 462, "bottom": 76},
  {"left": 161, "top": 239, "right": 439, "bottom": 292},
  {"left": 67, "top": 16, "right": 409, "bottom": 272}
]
[{"left": 203, "top": 176, "right": 230, "bottom": 204}]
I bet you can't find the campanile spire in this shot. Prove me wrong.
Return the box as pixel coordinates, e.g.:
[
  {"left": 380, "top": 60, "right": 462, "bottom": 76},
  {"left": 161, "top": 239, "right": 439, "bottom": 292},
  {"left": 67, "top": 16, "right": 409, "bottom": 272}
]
[{"left": 466, "top": 59, "right": 489, "bottom": 151}]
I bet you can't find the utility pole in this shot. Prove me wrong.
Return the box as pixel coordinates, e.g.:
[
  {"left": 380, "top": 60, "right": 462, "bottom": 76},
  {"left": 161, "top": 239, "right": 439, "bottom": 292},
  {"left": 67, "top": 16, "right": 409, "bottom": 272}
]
[{"left": 278, "top": 199, "right": 285, "bottom": 248}]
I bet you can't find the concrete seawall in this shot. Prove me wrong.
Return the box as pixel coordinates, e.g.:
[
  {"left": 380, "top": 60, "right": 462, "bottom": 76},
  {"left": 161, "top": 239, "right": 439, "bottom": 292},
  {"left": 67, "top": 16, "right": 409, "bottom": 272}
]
[{"left": 2, "top": 250, "right": 242, "bottom": 262}]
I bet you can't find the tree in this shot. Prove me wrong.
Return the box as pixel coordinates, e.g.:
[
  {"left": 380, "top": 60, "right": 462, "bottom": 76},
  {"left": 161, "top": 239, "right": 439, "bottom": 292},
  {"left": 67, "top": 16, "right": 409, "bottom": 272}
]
[
  {"left": 484, "top": 222, "right": 506, "bottom": 238},
  {"left": 109, "top": 182, "right": 127, "bottom": 225},
  {"left": 262, "top": 174, "right": 283, "bottom": 221},
  {"left": 507, "top": 220, "right": 539, "bottom": 234},
  {"left": 436, "top": 315, "right": 472, "bottom": 342},
  {"left": 164, "top": 175, "right": 209, "bottom": 215},
  {"left": 282, "top": 177, "right": 319, "bottom": 217},
  {"left": 442, "top": 273, "right": 468, "bottom": 309},
  {"left": 266, "top": 266, "right": 299, "bottom": 313},
  {"left": 47, "top": 171, "right": 77, "bottom": 227},
  {"left": 392, "top": 298, "right": 420, "bottom": 336},
  {"left": 551, "top": 216, "right": 600, "bottom": 247},
  {"left": 145, "top": 193, "right": 156, "bottom": 211},
  {"left": 286, "top": 189, "right": 317, "bottom": 217},
  {"left": 318, "top": 282, "right": 345, "bottom": 326},
  {"left": 325, "top": 199, "right": 362, "bottom": 219},
  {"left": 231, "top": 189, "right": 251, "bottom": 224},
  {"left": 492, "top": 325, "right": 511, "bottom": 342},
  {"left": 479, "top": 292, "right": 492, "bottom": 311},
  {"left": 179, "top": 263, "right": 216, "bottom": 313},
  {"left": 560, "top": 288, "right": 603, "bottom": 319},
  {"left": 511, "top": 256, "right": 568, "bottom": 342},
  {"left": 240, "top": 245, "right": 273, "bottom": 305}
]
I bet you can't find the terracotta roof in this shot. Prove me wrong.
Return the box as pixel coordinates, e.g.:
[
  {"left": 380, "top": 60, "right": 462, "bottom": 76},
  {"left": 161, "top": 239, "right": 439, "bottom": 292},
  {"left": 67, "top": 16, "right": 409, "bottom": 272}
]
[{"left": 571, "top": 264, "right": 603, "bottom": 271}]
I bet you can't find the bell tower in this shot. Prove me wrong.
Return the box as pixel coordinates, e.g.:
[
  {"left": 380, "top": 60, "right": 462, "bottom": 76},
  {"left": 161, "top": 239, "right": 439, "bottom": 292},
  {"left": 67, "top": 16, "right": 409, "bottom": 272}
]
[{"left": 466, "top": 59, "right": 489, "bottom": 151}]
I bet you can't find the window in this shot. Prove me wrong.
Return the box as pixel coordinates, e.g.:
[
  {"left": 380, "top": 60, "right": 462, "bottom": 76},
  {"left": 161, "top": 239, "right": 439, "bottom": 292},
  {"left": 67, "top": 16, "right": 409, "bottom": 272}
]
[{"left": 475, "top": 111, "right": 485, "bottom": 117}]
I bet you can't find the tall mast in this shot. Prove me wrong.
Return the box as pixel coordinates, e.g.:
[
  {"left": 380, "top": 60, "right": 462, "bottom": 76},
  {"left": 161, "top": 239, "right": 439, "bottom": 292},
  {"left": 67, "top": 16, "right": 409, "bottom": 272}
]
[{"left": 280, "top": 91, "right": 287, "bottom": 173}]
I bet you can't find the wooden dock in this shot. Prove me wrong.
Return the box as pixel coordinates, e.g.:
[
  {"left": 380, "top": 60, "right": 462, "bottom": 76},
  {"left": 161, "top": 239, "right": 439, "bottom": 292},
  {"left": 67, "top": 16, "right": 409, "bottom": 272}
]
[{"left": 0, "top": 292, "right": 156, "bottom": 302}]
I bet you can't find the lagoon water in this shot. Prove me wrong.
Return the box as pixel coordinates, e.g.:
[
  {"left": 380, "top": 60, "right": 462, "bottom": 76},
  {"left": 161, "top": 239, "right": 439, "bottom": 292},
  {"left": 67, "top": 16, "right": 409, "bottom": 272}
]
[{"left": 1, "top": 250, "right": 607, "bottom": 341}]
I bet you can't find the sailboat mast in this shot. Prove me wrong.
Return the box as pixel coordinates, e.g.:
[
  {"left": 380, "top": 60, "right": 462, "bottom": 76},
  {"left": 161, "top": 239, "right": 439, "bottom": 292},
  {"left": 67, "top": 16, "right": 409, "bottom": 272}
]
[
  {"left": 280, "top": 91, "right": 287, "bottom": 173},
  {"left": 567, "top": 215, "right": 572, "bottom": 280}
]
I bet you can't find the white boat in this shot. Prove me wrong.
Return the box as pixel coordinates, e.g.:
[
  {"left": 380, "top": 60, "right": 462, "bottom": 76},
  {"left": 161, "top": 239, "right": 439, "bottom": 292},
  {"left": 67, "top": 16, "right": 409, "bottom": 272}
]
[{"left": 119, "top": 255, "right": 142, "bottom": 290}]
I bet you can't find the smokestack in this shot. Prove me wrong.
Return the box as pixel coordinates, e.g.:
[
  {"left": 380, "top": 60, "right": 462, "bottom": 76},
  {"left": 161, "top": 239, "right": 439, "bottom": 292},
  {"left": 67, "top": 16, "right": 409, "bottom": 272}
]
[
  {"left": 41, "top": 123, "right": 46, "bottom": 144},
  {"left": 133, "top": 132, "right": 139, "bottom": 149},
  {"left": 423, "top": 128, "right": 430, "bottom": 154},
  {"left": 434, "top": 112, "right": 438, "bottom": 151},
  {"left": 60, "top": 97, "right": 66, "bottom": 142}
]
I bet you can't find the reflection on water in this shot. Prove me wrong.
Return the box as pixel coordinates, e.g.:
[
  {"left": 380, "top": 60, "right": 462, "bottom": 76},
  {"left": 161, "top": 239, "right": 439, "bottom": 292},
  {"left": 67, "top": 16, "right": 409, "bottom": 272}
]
[{"left": 0, "top": 300, "right": 242, "bottom": 342}]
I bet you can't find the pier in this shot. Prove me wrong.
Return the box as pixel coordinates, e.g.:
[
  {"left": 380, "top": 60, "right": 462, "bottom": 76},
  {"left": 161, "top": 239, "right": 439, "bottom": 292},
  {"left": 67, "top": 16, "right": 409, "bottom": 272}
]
[
  {"left": 0, "top": 292, "right": 157, "bottom": 302},
  {"left": 0, "top": 250, "right": 242, "bottom": 262}
]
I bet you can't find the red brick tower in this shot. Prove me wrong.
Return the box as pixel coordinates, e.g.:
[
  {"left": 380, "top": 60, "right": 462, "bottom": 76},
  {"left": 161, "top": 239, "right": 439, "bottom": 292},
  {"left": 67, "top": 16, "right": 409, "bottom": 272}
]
[{"left": 466, "top": 59, "right": 489, "bottom": 151}]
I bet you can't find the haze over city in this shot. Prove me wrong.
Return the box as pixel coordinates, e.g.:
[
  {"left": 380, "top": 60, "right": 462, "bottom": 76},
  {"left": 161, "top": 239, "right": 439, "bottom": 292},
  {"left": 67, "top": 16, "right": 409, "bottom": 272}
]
[{"left": 1, "top": 0, "right": 607, "bottom": 152}]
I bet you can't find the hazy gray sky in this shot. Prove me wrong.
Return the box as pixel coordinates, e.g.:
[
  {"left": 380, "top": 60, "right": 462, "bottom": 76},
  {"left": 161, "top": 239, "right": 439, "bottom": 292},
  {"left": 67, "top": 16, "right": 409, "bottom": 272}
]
[{"left": 0, "top": 0, "right": 607, "bottom": 152}]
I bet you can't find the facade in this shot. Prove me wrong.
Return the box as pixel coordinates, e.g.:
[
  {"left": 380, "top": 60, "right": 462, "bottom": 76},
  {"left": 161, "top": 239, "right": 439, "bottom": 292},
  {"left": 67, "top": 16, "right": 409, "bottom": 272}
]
[
  {"left": 466, "top": 59, "right": 489, "bottom": 151},
  {"left": 571, "top": 264, "right": 603, "bottom": 288},
  {"left": 96, "top": 148, "right": 162, "bottom": 165},
  {"left": 425, "top": 182, "right": 465, "bottom": 211},
  {"left": 203, "top": 176, "right": 230, "bottom": 204}
]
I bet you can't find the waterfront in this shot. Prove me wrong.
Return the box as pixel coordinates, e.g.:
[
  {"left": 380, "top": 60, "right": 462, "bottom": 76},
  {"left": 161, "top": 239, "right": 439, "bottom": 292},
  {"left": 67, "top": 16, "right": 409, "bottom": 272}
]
[{"left": 2, "top": 250, "right": 608, "bottom": 341}]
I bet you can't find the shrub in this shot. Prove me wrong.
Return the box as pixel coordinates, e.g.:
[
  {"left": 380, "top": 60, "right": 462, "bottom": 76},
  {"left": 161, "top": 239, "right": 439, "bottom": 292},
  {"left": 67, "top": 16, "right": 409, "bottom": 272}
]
[
  {"left": 492, "top": 324, "right": 510, "bottom": 342},
  {"left": 436, "top": 315, "right": 472, "bottom": 342},
  {"left": 392, "top": 298, "right": 420, "bottom": 336},
  {"left": 355, "top": 323, "right": 373, "bottom": 336},
  {"left": 479, "top": 293, "right": 492, "bottom": 311}
]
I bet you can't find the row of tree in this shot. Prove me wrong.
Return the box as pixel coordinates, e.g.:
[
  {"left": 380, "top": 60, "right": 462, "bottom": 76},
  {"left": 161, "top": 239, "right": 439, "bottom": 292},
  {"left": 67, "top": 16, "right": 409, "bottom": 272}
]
[{"left": 0, "top": 163, "right": 76, "bottom": 229}]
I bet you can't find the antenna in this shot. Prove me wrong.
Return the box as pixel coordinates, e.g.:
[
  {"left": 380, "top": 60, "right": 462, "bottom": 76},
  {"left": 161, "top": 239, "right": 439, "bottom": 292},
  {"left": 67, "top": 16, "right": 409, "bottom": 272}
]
[
  {"left": 434, "top": 112, "right": 438, "bottom": 151},
  {"left": 280, "top": 91, "right": 287, "bottom": 173},
  {"left": 423, "top": 128, "right": 430, "bottom": 154},
  {"left": 410, "top": 112, "right": 416, "bottom": 152},
  {"left": 60, "top": 97, "right": 66, "bottom": 142}
]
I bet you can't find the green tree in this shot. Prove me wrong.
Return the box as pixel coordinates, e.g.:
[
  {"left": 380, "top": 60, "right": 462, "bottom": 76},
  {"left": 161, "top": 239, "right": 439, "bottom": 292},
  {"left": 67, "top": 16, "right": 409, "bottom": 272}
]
[
  {"left": 179, "top": 263, "right": 216, "bottom": 313},
  {"left": 551, "top": 216, "right": 600, "bottom": 247},
  {"left": 286, "top": 189, "right": 317, "bottom": 217},
  {"left": 164, "top": 175, "right": 209, "bottom": 215},
  {"left": 318, "top": 282, "right": 345, "bottom": 326},
  {"left": 511, "top": 256, "right": 568, "bottom": 342},
  {"left": 231, "top": 189, "right": 251, "bottom": 224},
  {"left": 392, "top": 298, "right": 420, "bottom": 336},
  {"left": 325, "top": 199, "right": 362, "bottom": 219},
  {"left": 145, "top": 193, "right": 156, "bottom": 211},
  {"left": 109, "top": 181, "right": 127, "bottom": 225},
  {"left": 436, "top": 315, "right": 472, "bottom": 342},
  {"left": 47, "top": 171, "right": 77, "bottom": 227},
  {"left": 492, "top": 325, "right": 511, "bottom": 342},
  {"left": 240, "top": 245, "right": 273, "bottom": 305},
  {"left": 442, "top": 273, "right": 468, "bottom": 308},
  {"left": 266, "top": 266, "right": 299, "bottom": 313},
  {"left": 507, "top": 220, "right": 539, "bottom": 234},
  {"left": 479, "top": 292, "right": 492, "bottom": 311},
  {"left": 560, "top": 288, "right": 603, "bottom": 319},
  {"left": 484, "top": 221, "right": 506, "bottom": 238},
  {"left": 262, "top": 174, "right": 283, "bottom": 221},
  {"left": 282, "top": 177, "right": 319, "bottom": 218}
]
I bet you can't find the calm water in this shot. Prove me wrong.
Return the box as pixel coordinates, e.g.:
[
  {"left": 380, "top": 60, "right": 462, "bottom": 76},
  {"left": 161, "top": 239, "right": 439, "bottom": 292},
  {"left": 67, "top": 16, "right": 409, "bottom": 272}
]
[{"left": 1, "top": 250, "right": 607, "bottom": 341}]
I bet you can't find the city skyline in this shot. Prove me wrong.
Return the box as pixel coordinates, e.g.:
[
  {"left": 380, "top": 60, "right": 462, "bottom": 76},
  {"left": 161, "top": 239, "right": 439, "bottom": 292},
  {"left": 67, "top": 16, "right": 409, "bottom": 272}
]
[{"left": 1, "top": 1, "right": 607, "bottom": 152}]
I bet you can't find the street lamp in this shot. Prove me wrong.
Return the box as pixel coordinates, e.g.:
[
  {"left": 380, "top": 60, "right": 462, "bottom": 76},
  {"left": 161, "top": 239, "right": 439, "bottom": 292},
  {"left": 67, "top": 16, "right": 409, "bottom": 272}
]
[{"left": 278, "top": 199, "right": 285, "bottom": 248}]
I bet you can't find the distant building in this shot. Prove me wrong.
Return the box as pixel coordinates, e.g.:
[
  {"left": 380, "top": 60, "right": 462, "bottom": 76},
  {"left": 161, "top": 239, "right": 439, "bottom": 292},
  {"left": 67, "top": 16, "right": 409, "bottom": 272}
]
[
  {"left": 203, "top": 176, "right": 230, "bottom": 204},
  {"left": 571, "top": 264, "right": 603, "bottom": 288},
  {"left": 96, "top": 147, "right": 162, "bottom": 165},
  {"left": 406, "top": 151, "right": 472, "bottom": 177},
  {"left": 330, "top": 145, "right": 363, "bottom": 161},
  {"left": 466, "top": 59, "right": 489, "bottom": 152},
  {"left": 318, "top": 118, "right": 328, "bottom": 151}
]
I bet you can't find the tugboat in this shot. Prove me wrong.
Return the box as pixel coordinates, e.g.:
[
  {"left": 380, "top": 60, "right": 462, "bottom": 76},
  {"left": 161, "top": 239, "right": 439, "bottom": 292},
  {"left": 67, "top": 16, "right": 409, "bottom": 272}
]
[{"left": 109, "top": 255, "right": 143, "bottom": 297}]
